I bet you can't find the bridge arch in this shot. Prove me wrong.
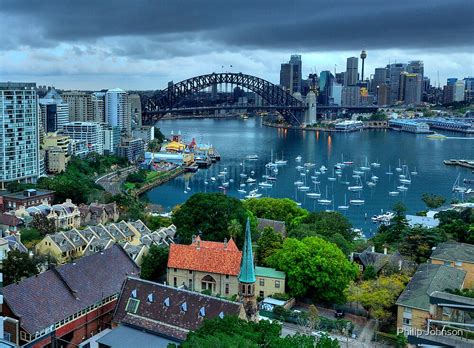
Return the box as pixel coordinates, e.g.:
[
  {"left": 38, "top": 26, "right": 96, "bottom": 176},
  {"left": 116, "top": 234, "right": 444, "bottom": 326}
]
[{"left": 144, "top": 72, "right": 305, "bottom": 124}]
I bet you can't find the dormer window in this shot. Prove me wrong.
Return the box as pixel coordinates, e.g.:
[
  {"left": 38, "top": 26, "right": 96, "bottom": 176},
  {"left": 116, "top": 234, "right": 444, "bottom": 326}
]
[
  {"left": 219, "top": 311, "right": 224, "bottom": 319},
  {"left": 199, "top": 307, "right": 206, "bottom": 318},
  {"left": 147, "top": 293, "right": 154, "bottom": 303},
  {"left": 163, "top": 297, "right": 170, "bottom": 308},
  {"left": 180, "top": 302, "right": 188, "bottom": 313},
  {"left": 131, "top": 289, "right": 137, "bottom": 298}
]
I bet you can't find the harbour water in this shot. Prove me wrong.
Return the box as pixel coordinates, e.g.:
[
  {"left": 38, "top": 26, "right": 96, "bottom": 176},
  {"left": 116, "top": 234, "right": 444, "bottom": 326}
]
[{"left": 146, "top": 117, "right": 473, "bottom": 237}]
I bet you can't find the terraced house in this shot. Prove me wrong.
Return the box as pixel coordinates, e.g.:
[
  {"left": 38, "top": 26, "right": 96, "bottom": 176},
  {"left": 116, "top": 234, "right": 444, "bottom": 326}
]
[{"left": 35, "top": 220, "right": 175, "bottom": 265}]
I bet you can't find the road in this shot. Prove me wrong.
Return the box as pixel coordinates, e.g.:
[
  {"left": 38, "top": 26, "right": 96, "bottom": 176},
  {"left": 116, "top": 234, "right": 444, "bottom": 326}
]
[{"left": 95, "top": 166, "right": 137, "bottom": 195}]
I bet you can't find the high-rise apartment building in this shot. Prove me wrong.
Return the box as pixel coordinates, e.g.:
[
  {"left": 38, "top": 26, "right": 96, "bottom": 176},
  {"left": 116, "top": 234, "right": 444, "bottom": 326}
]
[
  {"left": 91, "top": 92, "right": 106, "bottom": 123},
  {"left": 62, "top": 91, "right": 93, "bottom": 122},
  {"left": 399, "top": 72, "right": 422, "bottom": 105},
  {"left": 0, "top": 82, "right": 40, "bottom": 189},
  {"left": 387, "top": 63, "right": 407, "bottom": 104},
  {"left": 39, "top": 89, "right": 69, "bottom": 133},
  {"left": 344, "top": 57, "right": 358, "bottom": 87},
  {"left": 453, "top": 80, "right": 465, "bottom": 102},
  {"left": 128, "top": 94, "right": 142, "bottom": 127},
  {"left": 61, "top": 122, "right": 104, "bottom": 155},
  {"left": 106, "top": 88, "right": 130, "bottom": 135}
]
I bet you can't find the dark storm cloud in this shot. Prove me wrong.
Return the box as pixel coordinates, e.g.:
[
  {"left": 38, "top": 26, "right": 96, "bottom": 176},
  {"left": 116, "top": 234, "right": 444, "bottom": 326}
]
[{"left": 1, "top": 0, "right": 472, "bottom": 55}]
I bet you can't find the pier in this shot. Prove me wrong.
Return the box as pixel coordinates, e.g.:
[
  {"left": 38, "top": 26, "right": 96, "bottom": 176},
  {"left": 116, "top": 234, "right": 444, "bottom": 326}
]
[{"left": 444, "top": 159, "right": 474, "bottom": 170}]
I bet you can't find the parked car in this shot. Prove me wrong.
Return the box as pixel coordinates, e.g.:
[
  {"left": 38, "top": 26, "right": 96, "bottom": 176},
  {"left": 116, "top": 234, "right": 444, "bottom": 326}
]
[{"left": 334, "top": 309, "right": 345, "bottom": 318}]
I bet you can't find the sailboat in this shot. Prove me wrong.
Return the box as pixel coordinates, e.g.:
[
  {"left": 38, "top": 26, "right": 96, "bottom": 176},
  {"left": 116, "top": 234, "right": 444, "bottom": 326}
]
[
  {"left": 386, "top": 165, "right": 393, "bottom": 175},
  {"left": 298, "top": 173, "right": 310, "bottom": 192},
  {"left": 348, "top": 176, "right": 363, "bottom": 192},
  {"left": 360, "top": 157, "right": 370, "bottom": 171},
  {"left": 410, "top": 167, "right": 418, "bottom": 176},
  {"left": 306, "top": 181, "right": 322, "bottom": 199},
  {"left": 395, "top": 159, "right": 403, "bottom": 172},
  {"left": 318, "top": 186, "right": 332, "bottom": 205},
  {"left": 328, "top": 168, "right": 337, "bottom": 182},
  {"left": 274, "top": 151, "right": 288, "bottom": 166},
  {"left": 338, "top": 194, "right": 349, "bottom": 210},
  {"left": 295, "top": 155, "right": 302, "bottom": 162},
  {"left": 371, "top": 160, "right": 381, "bottom": 168},
  {"left": 350, "top": 198, "right": 365, "bottom": 206},
  {"left": 399, "top": 167, "right": 412, "bottom": 184}
]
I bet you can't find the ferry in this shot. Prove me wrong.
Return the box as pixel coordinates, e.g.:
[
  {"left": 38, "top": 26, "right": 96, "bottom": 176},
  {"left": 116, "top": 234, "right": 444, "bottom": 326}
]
[
  {"left": 334, "top": 120, "right": 364, "bottom": 132},
  {"left": 427, "top": 133, "right": 447, "bottom": 139}
]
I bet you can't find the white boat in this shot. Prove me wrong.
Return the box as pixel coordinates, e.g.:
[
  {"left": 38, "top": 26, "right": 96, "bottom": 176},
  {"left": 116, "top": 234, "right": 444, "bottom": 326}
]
[
  {"left": 397, "top": 185, "right": 408, "bottom": 191},
  {"left": 452, "top": 174, "right": 468, "bottom": 193},
  {"left": 350, "top": 199, "right": 365, "bottom": 206},
  {"left": 410, "top": 167, "right": 418, "bottom": 176},
  {"left": 328, "top": 168, "right": 337, "bottom": 181},
  {"left": 371, "top": 212, "right": 394, "bottom": 223},
  {"left": 259, "top": 182, "right": 273, "bottom": 188},
  {"left": 352, "top": 174, "right": 361, "bottom": 179},
  {"left": 239, "top": 173, "right": 247, "bottom": 178},
  {"left": 305, "top": 163, "right": 316, "bottom": 168},
  {"left": 245, "top": 192, "right": 262, "bottom": 199},
  {"left": 274, "top": 160, "right": 287, "bottom": 166},
  {"left": 371, "top": 161, "right": 381, "bottom": 168},
  {"left": 240, "top": 183, "right": 246, "bottom": 187},
  {"left": 315, "top": 171, "right": 322, "bottom": 175},
  {"left": 318, "top": 186, "right": 332, "bottom": 205},
  {"left": 320, "top": 165, "right": 327, "bottom": 172},
  {"left": 343, "top": 161, "right": 353, "bottom": 165},
  {"left": 229, "top": 179, "right": 234, "bottom": 183},
  {"left": 399, "top": 178, "right": 411, "bottom": 184},
  {"left": 298, "top": 186, "right": 310, "bottom": 192},
  {"left": 367, "top": 181, "right": 376, "bottom": 187},
  {"left": 237, "top": 189, "right": 246, "bottom": 194},
  {"left": 306, "top": 192, "right": 321, "bottom": 198},
  {"left": 389, "top": 191, "right": 400, "bottom": 196},
  {"left": 294, "top": 180, "right": 304, "bottom": 186},
  {"left": 246, "top": 155, "right": 258, "bottom": 160},
  {"left": 246, "top": 177, "right": 256, "bottom": 183},
  {"left": 395, "top": 159, "right": 403, "bottom": 172},
  {"left": 386, "top": 165, "right": 393, "bottom": 175},
  {"left": 371, "top": 175, "right": 379, "bottom": 181},
  {"left": 210, "top": 177, "right": 216, "bottom": 182},
  {"left": 338, "top": 194, "right": 349, "bottom": 210},
  {"left": 295, "top": 155, "right": 302, "bottom": 162},
  {"left": 300, "top": 172, "right": 306, "bottom": 177},
  {"left": 222, "top": 182, "right": 229, "bottom": 187},
  {"left": 267, "top": 176, "right": 277, "bottom": 181},
  {"left": 360, "top": 157, "right": 370, "bottom": 171},
  {"left": 353, "top": 170, "right": 364, "bottom": 175},
  {"left": 204, "top": 181, "right": 209, "bottom": 185},
  {"left": 296, "top": 165, "right": 304, "bottom": 171},
  {"left": 348, "top": 185, "right": 363, "bottom": 191},
  {"left": 399, "top": 174, "right": 406, "bottom": 179}
]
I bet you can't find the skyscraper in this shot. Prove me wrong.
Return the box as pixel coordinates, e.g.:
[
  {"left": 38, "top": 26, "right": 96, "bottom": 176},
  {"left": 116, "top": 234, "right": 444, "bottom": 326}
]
[
  {"left": 39, "top": 89, "right": 69, "bottom": 133},
  {"left": 0, "top": 82, "right": 40, "bottom": 189},
  {"left": 62, "top": 91, "right": 93, "bottom": 122},
  {"left": 453, "top": 80, "right": 465, "bottom": 102},
  {"left": 342, "top": 86, "right": 361, "bottom": 106},
  {"left": 289, "top": 55, "right": 302, "bottom": 94},
  {"left": 91, "top": 92, "right": 105, "bottom": 123},
  {"left": 372, "top": 68, "right": 387, "bottom": 93},
  {"left": 279, "top": 63, "right": 291, "bottom": 92},
  {"left": 344, "top": 57, "right": 358, "bottom": 87},
  {"left": 387, "top": 63, "right": 407, "bottom": 104},
  {"left": 106, "top": 88, "right": 130, "bottom": 135},
  {"left": 318, "top": 71, "right": 334, "bottom": 105},
  {"left": 128, "top": 94, "right": 142, "bottom": 127},
  {"left": 399, "top": 72, "right": 422, "bottom": 104}
]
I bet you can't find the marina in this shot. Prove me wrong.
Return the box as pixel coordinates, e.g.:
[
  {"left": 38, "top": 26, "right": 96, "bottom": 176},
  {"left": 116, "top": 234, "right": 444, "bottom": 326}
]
[{"left": 146, "top": 118, "right": 473, "bottom": 236}]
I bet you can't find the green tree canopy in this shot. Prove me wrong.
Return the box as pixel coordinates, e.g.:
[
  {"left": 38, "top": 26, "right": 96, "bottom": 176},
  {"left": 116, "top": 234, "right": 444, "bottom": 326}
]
[
  {"left": 153, "top": 127, "right": 166, "bottom": 143},
  {"left": 140, "top": 245, "right": 169, "bottom": 282},
  {"left": 243, "top": 197, "right": 307, "bottom": 226},
  {"left": 421, "top": 193, "right": 446, "bottom": 209},
  {"left": 172, "top": 193, "right": 250, "bottom": 246},
  {"left": 256, "top": 227, "right": 283, "bottom": 266},
  {"left": 147, "top": 139, "right": 162, "bottom": 152},
  {"left": 3, "top": 250, "right": 43, "bottom": 285},
  {"left": 30, "top": 214, "right": 56, "bottom": 236},
  {"left": 398, "top": 226, "right": 447, "bottom": 263},
  {"left": 267, "top": 237, "right": 358, "bottom": 303},
  {"left": 289, "top": 211, "right": 355, "bottom": 242}
]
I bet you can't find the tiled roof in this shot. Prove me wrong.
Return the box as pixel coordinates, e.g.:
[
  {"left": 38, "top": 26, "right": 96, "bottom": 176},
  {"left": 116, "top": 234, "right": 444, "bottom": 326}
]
[
  {"left": 168, "top": 237, "right": 241, "bottom": 276},
  {"left": 257, "top": 218, "right": 286, "bottom": 236},
  {"left": 3, "top": 235, "right": 28, "bottom": 253},
  {"left": 430, "top": 242, "right": 474, "bottom": 264},
  {"left": 396, "top": 263, "right": 466, "bottom": 311},
  {"left": 113, "top": 277, "right": 242, "bottom": 341},
  {"left": 3, "top": 245, "right": 140, "bottom": 334},
  {"left": 0, "top": 213, "right": 23, "bottom": 227}
]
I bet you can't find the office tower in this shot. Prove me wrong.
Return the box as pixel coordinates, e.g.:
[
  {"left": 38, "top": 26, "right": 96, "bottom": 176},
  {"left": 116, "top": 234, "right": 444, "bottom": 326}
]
[
  {"left": 91, "top": 92, "right": 105, "bottom": 123},
  {"left": 0, "top": 82, "right": 40, "bottom": 189},
  {"left": 318, "top": 71, "right": 334, "bottom": 105},
  {"left": 407, "top": 61, "right": 424, "bottom": 76},
  {"left": 102, "top": 124, "right": 121, "bottom": 155},
  {"left": 377, "top": 84, "right": 390, "bottom": 106},
  {"left": 106, "top": 88, "right": 130, "bottom": 135},
  {"left": 335, "top": 72, "right": 345, "bottom": 85},
  {"left": 330, "top": 82, "right": 343, "bottom": 106},
  {"left": 453, "top": 80, "right": 465, "bottom": 102},
  {"left": 39, "top": 89, "right": 69, "bottom": 133},
  {"left": 128, "top": 94, "right": 142, "bottom": 127},
  {"left": 464, "top": 77, "right": 474, "bottom": 102},
  {"left": 443, "top": 85, "right": 455, "bottom": 104},
  {"left": 372, "top": 68, "right": 387, "bottom": 92},
  {"left": 61, "top": 122, "right": 104, "bottom": 155},
  {"left": 344, "top": 57, "right": 358, "bottom": 86},
  {"left": 447, "top": 78, "right": 458, "bottom": 86},
  {"left": 387, "top": 63, "right": 407, "bottom": 104},
  {"left": 280, "top": 63, "right": 291, "bottom": 92},
  {"left": 360, "top": 50, "right": 367, "bottom": 81},
  {"left": 341, "top": 86, "right": 361, "bottom": 106},
  {"left": 61, "top": 91, "right": 93, "bottom": 122},
  {"left": 399, "top": 72, "right": 422, "bottom": 104},
  {"left": 289, "top": 55, "right": 302, "bottom": 93}
]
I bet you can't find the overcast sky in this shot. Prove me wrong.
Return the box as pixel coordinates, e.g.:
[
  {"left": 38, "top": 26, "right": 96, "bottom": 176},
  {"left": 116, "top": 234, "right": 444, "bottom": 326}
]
[{"left": 0, "top": 0, "right": 473, "bottom": 90}]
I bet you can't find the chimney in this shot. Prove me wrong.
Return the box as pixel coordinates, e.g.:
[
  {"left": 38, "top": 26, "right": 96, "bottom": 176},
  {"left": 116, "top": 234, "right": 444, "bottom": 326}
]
[
  {"left": 371, "top": 246, "right": 375, "bottom": 253},
  {"left": 15, "top": 230, "right": 21, "bottom": 244},
  {"left": 398, "top": 259, "right": 403, "bottom": 271},
  {"left": 349, "top": 252, "right": 354, "bottom": 262},
  {"left": 384, "top": 247, "right": 388, "bottom": 255},
  {"left": 224, "top": 238, "right": 228, "bottom": 249},
  {"left": 192, "top": 235, "right": 196, "bottom": 244},
  {"left": 197, "top": 240, "right": 200, "bottom": 250}
]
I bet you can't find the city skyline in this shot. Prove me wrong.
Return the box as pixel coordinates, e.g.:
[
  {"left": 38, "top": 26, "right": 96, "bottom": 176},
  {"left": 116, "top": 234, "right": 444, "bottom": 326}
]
[{"left": 1, "top": 0, "right": 473, "bottom": 90}]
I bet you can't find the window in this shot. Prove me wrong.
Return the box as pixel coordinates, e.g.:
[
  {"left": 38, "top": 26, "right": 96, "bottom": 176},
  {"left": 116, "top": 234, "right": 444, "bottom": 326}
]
[
  {"left": 259, "top": 291, "right": 264, "bottom": 298},
  {"left": 455, "top": 261, "right": 462, "bottom": 267},
  {"left": 259, "top": 278, "right": 265, "bottom": 286},
  {"left": 125, "top": 298, "right": 140, "bottom": 314},
  {"left": 403, "top": 307, "right": 412, "bottom": 314},
  {"left": 189, "top": 279, "right": 193, "bottom": 290},
  {"left": 189, "top": 270, "right": 193, "bottom": 274},
  {"left": 402, "top": 318, "right": 411, "bottom": 325},
  {"left": 444, "top": 261, "right": 451, "bottom": 266},
  {"left": 225, "top": 274, "right": 229, "bottom": 279},
  {"left": 173, "top": 277, "right": 177, "bottom": 287},
  {"left": 174, "top": 268, "right": 177, "bottom": 272},
  {"left": 275, "top": 280, "right": 280, "bottom": 288},
  {"left": 225, "top": 283, "right": 229, "bottom": 295}
]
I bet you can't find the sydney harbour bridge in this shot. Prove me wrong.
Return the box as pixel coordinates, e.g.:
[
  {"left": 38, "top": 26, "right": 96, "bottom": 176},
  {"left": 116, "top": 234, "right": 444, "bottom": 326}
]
[{"left": 141, "top": 72, "right": 378, "bottom": 125}]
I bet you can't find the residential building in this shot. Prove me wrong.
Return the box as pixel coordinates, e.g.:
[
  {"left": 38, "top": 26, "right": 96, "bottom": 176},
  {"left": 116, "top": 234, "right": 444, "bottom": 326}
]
[
  {"left": 0, "top": 82, "right": 40, "bottom": 190},
  {"left": 43, "top": 133, "right": 71, "bottom": 153},
  {"left": 132, "top": 126, "right": 154, "bottom": 146},
  {"left": 344, "top": 57, "right": 358, "bottom": 87},
  {"left": 78, "top": 201, "right": 120, "bottom": 226},
  {"left": 109, "top": 277, "right": 245, "bottom": 344},
  {"left": 351, "top": 246, "right": 415, "bottom": 275},
  {"left": 39, "top": 88, "right": 69, "bottom": 133},
  {"left": 1, "top": 245, "right": 140, "bottom": 347},
  {"left": 443, "top": 84, "right": 455, "bottom": 104},
  {"left": 61, "top": 91, "right": 93, "bottom": 122},
  {"left": 61, "top": 122, "right": 104, "bottom": 155},
  {"left": 0, "top": 212, "right": 24, "bottom": 236},
  {"left": 15, "top": 198, "right": 81, "bottom": 230},
  {"left": 399, "top": 72, "right": 422, "bottom": 105},
  {"left": 256, "top": 218, "right": 287, "bottom": 237},
  {"left": 396, "top": 263, "right": 466, "bottom": 335},
  {"left": 70, "top": 139, "right": 89, "bottom": 157},
  {"left": 167, "top": 236, "right": 241, "bottom": 296},
  {"left": 91, "top": 92, "right": 105, "bottom": 123},
  {"left": 102, "top": 124, "right": 121, "bottom": 155},
  {"left": 0, "top": 189, "right": 55, "bottom": 212},
  {"left": 45, "top": 146, "right": 68, "bottom": 173},
  {"left": 106, "top": 88, "right": 130, "bottom": 134},
  {"left": 116, "top": 137, "right": 144, "bottom": 163},
  {"left": 128, "top": 93, "right": 142, "bottom": 127},
  {"left": 430, "top": 242, "right": 474, "bottom": 288},
  {"left": 454, "top": 80, "right": 465, "bottom": 102},
  {"left": 342, "top": 86, "right": 361, "bottom": 106},
  {"left": 255, "top": 266, "right": 286, "bottom": 298}
]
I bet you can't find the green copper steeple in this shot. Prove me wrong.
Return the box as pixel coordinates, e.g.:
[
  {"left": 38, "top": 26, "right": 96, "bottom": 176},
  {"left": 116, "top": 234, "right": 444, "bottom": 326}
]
[{"left": 238, "top": 218, "right": 256, "bottom": 283}]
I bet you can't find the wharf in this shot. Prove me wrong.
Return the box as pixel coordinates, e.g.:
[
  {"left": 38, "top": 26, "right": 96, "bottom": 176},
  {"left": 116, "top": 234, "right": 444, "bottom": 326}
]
[{"left": 443, "top": 159, "right": 474, "bottom": 169}]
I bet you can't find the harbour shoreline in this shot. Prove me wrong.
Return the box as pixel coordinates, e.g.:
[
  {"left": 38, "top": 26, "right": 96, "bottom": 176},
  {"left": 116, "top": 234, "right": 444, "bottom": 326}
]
[{"left": 262, "top": 121, "right": 389, "bottom": 132}]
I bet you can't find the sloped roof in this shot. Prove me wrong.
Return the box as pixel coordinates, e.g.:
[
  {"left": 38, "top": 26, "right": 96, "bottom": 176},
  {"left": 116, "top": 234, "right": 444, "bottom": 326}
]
[
  {"left": 3, "top": 245, "right": 140, "bottom": 334},
  {"left": 396, "top": 263, "right": 465, "bottom": 311},
  {"left": 113, "top": 277, "right": 242, "bottom": 341},
  {"left": 430, "top": 242, "right": 474, "bottom": 264},
  {"left": 167, "top": 237, "right": 241, "bottom": 276},
  {"left": 257, "top": 218, "right": 286, "bottom": 235},
  {"left": 255, "top": 266, "right": 285, "bottom": 280},
  {"left": 0, "top": 213, "right": 23, "bottom": 227}
]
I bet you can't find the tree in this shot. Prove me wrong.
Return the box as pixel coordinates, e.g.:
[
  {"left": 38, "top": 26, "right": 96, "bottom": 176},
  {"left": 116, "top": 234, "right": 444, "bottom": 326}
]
[
  {"left": 153, "top": 127, "right": 166, "bottom": 143},
  {"left": 297, "top": 304, "right": 320, "bottom": 334},
  {"left": 398, "top": 226, "right": 446, "bottom": 263},
  {"left": 227, "top": 219, "right": 243, "bottom": 240},
  {"left": 172, "top": 193, "right": 250, "bottom": 246},
  {"left": 346, "top": 274, "right": 409, "bottom": 321},
  {"left": 3, "top": 250, "right": 43, "bottom": 285},
  {"left": 290, "top": 211, "right": 355, "bottom": 242},
  {"left": 30, "top": 214, "right": 56, "bottom": 236},
  {"left": 140, "top": 245, "right": 169, "bottom": 281},
  {"left": 362, "top": 265, "right": 377, "bottom": 280},
  {"left": 421, "top": 193, "right": 446, "bottom": 209},
  {"left": 267, "top": 237, "right": 358, "bottom": 303},
  {"left": 256, "top": 227, "right": 283, "bottom": 266},
  {"left": 147, "top": 139, "right": 162, "bottom": 153},
  {"left": 243, "top": 197, "right": 307, "bottom": 227}
]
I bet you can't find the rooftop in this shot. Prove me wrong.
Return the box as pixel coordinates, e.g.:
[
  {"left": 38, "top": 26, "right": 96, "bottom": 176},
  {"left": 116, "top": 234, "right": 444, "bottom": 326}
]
[
  {"left": 3, "top": 189, "right": 54, "bottom": 201},
  {"left": 97, "top": 325, "right": 176, "bottom": 348},
  {"left": 396, "top": 263, "right": 465, "bottom": 311},
  {"left": 430, "top": 242, "right": 474, "bottom": 264},
  {"left": 406, "top": 215, "right": 440, "bottom": 228},
  {"left": 255, "top": 266, "right": 286, "bottom": 280}
]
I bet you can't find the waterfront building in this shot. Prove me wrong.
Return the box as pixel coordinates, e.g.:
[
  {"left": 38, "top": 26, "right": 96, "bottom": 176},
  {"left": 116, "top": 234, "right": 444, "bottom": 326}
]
[
  {"left": 453, "top": 80, "right": 465, "bottom": 102},
  {"left": 39, "top": 88, "right": 69, "bottom": 133},
  {"left": 61, "top": 91, "right": 93, "bottom": 122},
  {"left": 344, "top": 57, "right": 358, "bottom": 87},
  {"left": 335, "top": 120, "right": 364, "bottom": 132},
  {"left": 1, "top": 245, "right": 140, "bottom": 347},
  {"left": 430, "top": 242, "right": 474, "bottom": 288},
  {"left": 61, "top": 121, "right": 104, "bottom": 155},
  {"left": 143, "top": 151, "right": 194, "bottom": 167},
  {"left": 116, "top": 137, "right": 144, "bottom": 163},
  {"left": 388, "top": 119, "right": 431, "bottom": 133},
  {"left": 399, "top": 72, "right": 422, "bottom": 105},
  {"left": 0, "top": 82, "right": 40, "bottom": 189},
  {"left": 1, "top": 188, "right": 55, "bottom": 212},
  {"left": 109, "top": 277, "right": 245, "bottom": 345},
  {"left": 388, "top": 63, "right": 407, "bottom": 104},
  {"left": 342, "top": 86, "right": 361, "bottom": 106},
  {"left": 106, "top": 88, "right": 131, "bottom": 134},
  {"left": 416, "top": 118, "right": 472, "bottom": 133}
]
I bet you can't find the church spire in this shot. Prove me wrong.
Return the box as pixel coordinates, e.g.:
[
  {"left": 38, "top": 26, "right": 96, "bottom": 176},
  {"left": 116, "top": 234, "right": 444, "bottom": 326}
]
[{"left": 239, "top": 218, "right": 256, "bottom": 283}]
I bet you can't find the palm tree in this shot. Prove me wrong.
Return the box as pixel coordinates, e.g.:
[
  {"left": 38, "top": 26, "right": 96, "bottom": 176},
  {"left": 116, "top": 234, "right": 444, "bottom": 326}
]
[{"left": 227, "top": 219, "right": 242, "bottom": 240}]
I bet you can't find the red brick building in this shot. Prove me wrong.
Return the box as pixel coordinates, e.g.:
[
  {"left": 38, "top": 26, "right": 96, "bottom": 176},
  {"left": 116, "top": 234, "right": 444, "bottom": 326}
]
[
  {"left": 1, "top": 189, "right": 55, "bottom": 212},
  {"left": 1, "top": 244, "right": 139, "bottom": 347}
]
